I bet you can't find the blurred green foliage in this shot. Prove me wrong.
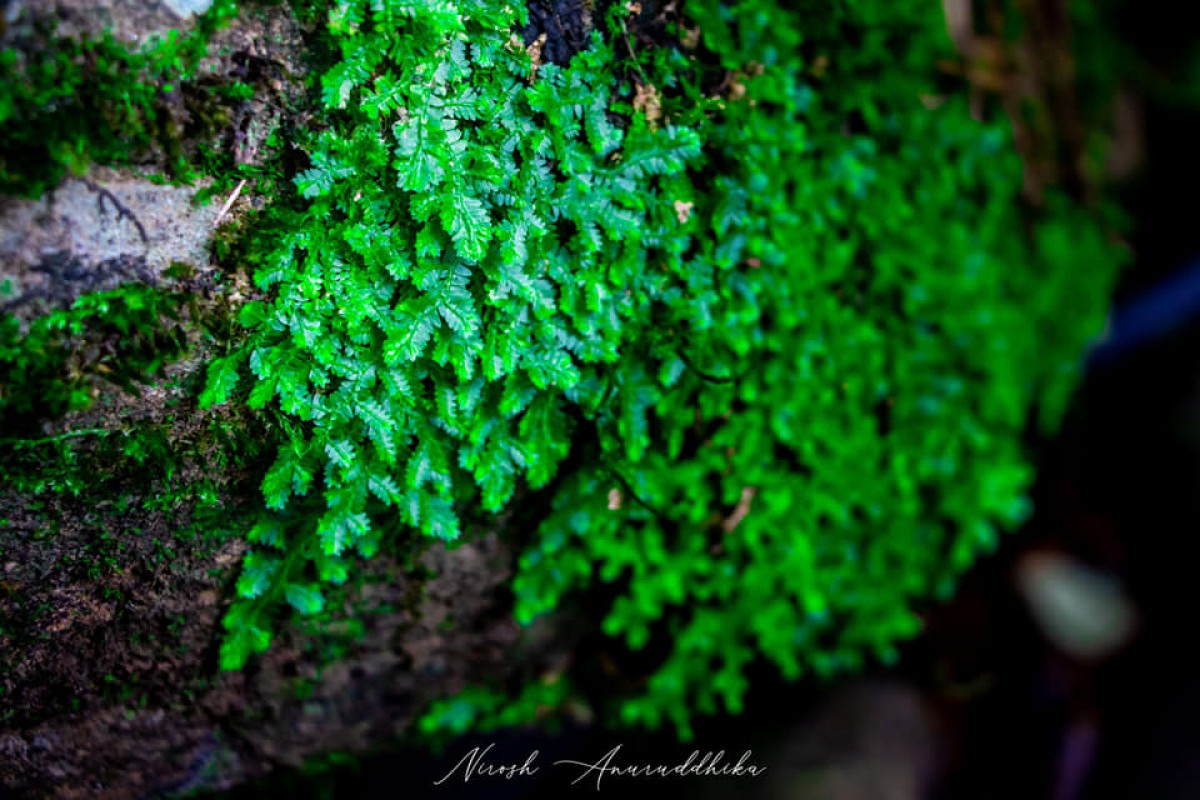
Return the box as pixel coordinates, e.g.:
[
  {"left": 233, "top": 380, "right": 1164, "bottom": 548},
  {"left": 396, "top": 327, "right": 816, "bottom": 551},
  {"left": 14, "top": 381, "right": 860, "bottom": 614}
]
[{"left": 0, "top": 285, "right": 192, "bottom": 430}]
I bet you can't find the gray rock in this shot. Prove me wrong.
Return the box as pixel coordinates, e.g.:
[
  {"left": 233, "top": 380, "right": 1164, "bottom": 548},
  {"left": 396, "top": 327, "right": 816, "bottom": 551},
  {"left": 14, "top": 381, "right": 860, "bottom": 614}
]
[
  {"left": 0, "top": 168, "right": 217, "bottom": 320},
  {"left": 162, "top": 0, "right": 212, "bottom": 17}
]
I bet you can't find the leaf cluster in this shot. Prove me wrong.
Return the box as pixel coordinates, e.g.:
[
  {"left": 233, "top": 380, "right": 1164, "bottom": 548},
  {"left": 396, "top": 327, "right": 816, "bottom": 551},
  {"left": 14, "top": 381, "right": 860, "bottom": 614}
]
[
  {"left": 504, "top": 0, "right": 1125, "bottom": 736},
  {"left": 205, "top": 0, "right": 703, "bottom": 669},
  {"left": 200, "top": 0, "right": 1126, "bottom": 738}
]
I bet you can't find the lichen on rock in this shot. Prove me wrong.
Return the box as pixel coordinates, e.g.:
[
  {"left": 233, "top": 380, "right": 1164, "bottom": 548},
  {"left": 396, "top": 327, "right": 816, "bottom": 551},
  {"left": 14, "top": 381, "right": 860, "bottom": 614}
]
[{"left": 0, "top": 168, "right": 218, "bottom": 320}]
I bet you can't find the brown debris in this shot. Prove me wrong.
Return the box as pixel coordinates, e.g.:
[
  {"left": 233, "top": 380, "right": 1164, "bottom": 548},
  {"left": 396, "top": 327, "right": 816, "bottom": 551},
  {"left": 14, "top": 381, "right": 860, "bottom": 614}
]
[
  {"left": 722, "top": 487, "right": 757, "bottom": 534},
  {"left": 673, "top": 200, "right": 694, "bottom": 224},
  {"left": 608, "top": 488, "right": 623, "bottom": 510},
  {"left": 633, "top": 81, "right": 664, "bottom": 126},
  {"left": 526, "top": 31, "right": 548, "bottom": 82}
]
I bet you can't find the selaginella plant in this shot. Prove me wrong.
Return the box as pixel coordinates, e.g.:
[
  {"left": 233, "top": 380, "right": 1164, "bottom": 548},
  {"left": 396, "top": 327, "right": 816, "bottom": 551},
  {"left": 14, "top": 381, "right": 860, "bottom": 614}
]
[{"left": 199, "top": 0, "right": 1125, "bottom": 739}]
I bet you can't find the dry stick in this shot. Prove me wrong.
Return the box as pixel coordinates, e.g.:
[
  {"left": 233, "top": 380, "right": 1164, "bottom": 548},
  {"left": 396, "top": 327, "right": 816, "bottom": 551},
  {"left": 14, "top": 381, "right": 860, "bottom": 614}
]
[
  {"left": 77, "top": 178, "right": 149, "bottom": 243},
  {"left": 0, "top": 428, "right": 113, "bottom": 448},
  {"left": 213, "top": 178, "right": 247, "bottom": 227}
]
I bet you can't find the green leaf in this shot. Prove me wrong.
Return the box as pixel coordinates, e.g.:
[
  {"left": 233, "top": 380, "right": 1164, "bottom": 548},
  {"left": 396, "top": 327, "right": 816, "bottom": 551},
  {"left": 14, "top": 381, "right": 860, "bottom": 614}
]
[
  {"left": 475, "top": 442, "right": 516, "bottom": 511},
  {"left": 359, "top": 399, "right": 397, "bottom": 461},
  {"left": 384, "top": 309, "right": 438, "bottom": 363},
  {"left": 394, "top": 121, "right": 444, "bottom": 192},
  {"left": 218, "top": 621, "right": 271, "bottom": 671},
  {"left": 238, "top": 300, "right": 269, "bottom": 329},
  {"left": 261, "top": 455, "right": 294, "bottom": 511},
  {"left": 247, "top": 376, "right": 278, "bottom": 409},
  {"left": 441, "top": 191, "right": 492, "bottom": 262},
  {"left": 247, "top": 518, "right": 285, "bottom": 548},
  {"left": 429, "top": 266, "right": 480, "bottom": 337},
  {"left": 316, "top": 552, "right": 350, "bottom": 584},
  {"left": 525, "top": 348, "right": 579, "bottom": 390},
  {"left": 368, "top": 472, "right": 404, "bottom": 505},
  {"left": 318, "top": 509, "right": 370, "bottom": 555},
  {"left": 235, "top": 551, "right": 279, "bottom": 600},
  {"left": 295, "top": 150, "right": 356, "bottom": 198},
  {"left": 200, "top": 353, "right": 241, "bottom": 408},
  {"left": 285, "top": 583, "right": 326, "bottom": 615},
  {"left": 325, "top": 439, "right": 356, "bottom": 468},
  {"left": 422, "top": 494, "right": 460, "bottom": 540}
]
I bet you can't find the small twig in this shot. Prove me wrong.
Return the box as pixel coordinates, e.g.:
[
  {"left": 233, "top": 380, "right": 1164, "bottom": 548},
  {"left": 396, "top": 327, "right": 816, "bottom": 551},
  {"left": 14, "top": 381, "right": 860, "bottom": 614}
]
[
  {"left": 605, "top": 466, "right": 668, "bottom": 519},
  {"left": 678, "top": 349, "right": 738, "bottom": 384},
  {"left": 721, "top": 487, "right": 756, "bottom": 533},
  {"left": 619, "top": 13, "right": 652, "bottom": 88},
  {"left": 213, "top": 179, "right": 248, "bottom": 227},
  {"left": 526, "top": 32, "right": 547, "bottom": 83},
  {"left": 0, "top": 428, "right": 113, "bottom": 448},
  {"left": 77, "top": 178, "right": 149, "bottom": 243}
]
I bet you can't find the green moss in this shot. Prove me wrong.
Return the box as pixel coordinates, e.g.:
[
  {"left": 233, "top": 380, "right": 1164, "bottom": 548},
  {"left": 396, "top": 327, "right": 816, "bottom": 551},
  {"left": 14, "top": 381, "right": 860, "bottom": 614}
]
[
  {"left": 0, "top": 0, "right": 1128, "bottom": 746},
  {"left": 189, "top": 0, "right": 1126, "bottom": 740},
  {"left": 0, "top": 0, "right": 239, "bottom": 196},
  {"left": 0, "top": 0, "right": 263, "bottom": 533},
  {"left": 0, "top": 1, "right": 297, "bottom": 620},
  {"left": 0, "top": 285, "right": 194, "bottom": 433}
]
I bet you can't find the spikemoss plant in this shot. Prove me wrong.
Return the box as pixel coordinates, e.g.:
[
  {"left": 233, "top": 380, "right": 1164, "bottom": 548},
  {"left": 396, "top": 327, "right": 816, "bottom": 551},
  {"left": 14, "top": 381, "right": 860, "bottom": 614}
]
[
  {"left": 0, "top": 0, "right": 1124, "bottom": 742},
  {"left": 192, "top": 0, "right": 1125, "bottom": 739}
]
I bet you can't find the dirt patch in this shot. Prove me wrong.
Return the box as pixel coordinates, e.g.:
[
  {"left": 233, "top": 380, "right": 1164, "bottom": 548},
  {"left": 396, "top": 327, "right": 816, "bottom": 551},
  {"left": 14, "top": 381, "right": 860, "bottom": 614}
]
[
  {"left": 0, "top": 485, "right": 539, "bottom": 799},
  {"left": 522, "top": 0, "right": 594, "bottom": 66}
]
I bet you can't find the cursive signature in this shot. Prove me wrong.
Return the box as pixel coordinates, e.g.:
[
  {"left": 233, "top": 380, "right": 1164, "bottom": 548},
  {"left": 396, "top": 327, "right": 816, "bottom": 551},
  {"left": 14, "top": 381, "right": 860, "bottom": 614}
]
[
  {"left": 432, "top": 743, "right": 540, "bottom": 785},
  {"left": 553, "top": 744, "right": 766, "bottom": 790}
]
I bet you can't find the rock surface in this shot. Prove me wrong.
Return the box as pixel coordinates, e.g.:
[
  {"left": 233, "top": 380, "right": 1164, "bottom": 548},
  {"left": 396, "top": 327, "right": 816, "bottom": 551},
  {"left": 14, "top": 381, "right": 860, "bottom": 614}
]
[{"left": 0, "top": 168, "right": 218, "bottom": 320}]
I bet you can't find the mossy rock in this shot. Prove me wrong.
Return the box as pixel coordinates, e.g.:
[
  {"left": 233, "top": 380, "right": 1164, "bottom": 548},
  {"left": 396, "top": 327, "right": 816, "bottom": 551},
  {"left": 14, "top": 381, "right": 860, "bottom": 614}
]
[{"left": 1, "top": 0, "right": 1129, "bottom": 795}]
